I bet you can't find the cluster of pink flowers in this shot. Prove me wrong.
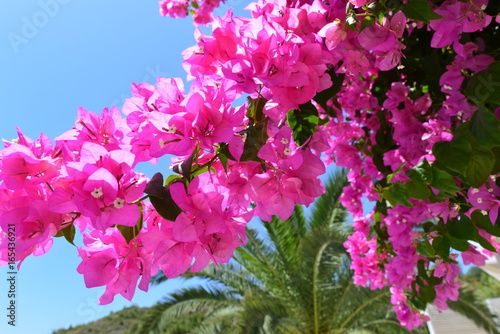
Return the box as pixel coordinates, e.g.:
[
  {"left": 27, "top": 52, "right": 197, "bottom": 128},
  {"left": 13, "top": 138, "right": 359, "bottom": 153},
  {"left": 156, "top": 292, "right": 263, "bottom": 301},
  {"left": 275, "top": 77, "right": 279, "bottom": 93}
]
[
  {"left": 0, "top": 65, "right": 326, "bottom": 304},
  {"left": 2, "top": 0, "right": 500, "bottom": 329},
  {"left": 159, "top": 0, "right": 224, "bottom": 24}
]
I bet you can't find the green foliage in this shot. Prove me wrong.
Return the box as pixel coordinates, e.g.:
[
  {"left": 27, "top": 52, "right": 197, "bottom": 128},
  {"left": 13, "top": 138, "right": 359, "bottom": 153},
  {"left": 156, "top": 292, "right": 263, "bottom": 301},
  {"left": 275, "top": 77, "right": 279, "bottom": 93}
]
[
  {"left": 432, "top": 132, "right": 471, "bottom": 176},
  {"left": 462, "top": 266, "right": 500, "bottom": 301},
  {"left": 144, "top": 172, "right": 183, "bottom": 222},
  {"left": 287, "top": 101, "right": 320, "bottom": 146},
  {"left": 466, "top": 62, "right": 500, "bottom": 105},
  {"left": 55, "top": 223, "right": 77, "bottom": 246},
  {"left": 382, "top": 182, "right": 413, "bottom": 208},
  {"left": 400, "top": 0, "right": 443, "bottom": 24},
  {"left": 312, "top": 69, "right": 344, "bottom": 116},
  {"left": 52, "top": 306, "right": 149, "bottom": 334},
  {"left": 241, "top": 96, "right": 268, "bottom": 162}
]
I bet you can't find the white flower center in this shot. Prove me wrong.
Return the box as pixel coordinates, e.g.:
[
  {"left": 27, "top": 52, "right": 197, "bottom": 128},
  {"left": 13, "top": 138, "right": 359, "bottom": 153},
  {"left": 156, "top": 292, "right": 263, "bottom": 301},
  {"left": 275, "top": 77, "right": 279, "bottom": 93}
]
[
  {"left": 473, "top": 188, "right": 479, "bottom": 193},
  {"left": 283, "top": 148, "right": 292, "bottom": 156},
  {"left": 91, "top": 187, "right": 103, "bottom": 198},
  {"left": 114, "top": 198, "right": 125, "bottom": 209},
  {"left": 281, "top": 138, "right": 289, "bottom": 144},
  {"left": 159, "top": 138, "right": 166, "bottom": 148},
  {"left": 167, "top": 125, "right": 177, "bottom": 134},
  {"left": 477, "top": 198, "right": 483, "bottom": 204}
]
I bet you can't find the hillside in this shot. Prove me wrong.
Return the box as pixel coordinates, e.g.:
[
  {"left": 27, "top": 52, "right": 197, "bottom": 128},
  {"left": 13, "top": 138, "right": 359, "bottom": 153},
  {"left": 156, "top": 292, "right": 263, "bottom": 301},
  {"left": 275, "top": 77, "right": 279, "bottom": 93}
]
[{"left": 52, "top": 305, "right": 150, "bottom": 334}]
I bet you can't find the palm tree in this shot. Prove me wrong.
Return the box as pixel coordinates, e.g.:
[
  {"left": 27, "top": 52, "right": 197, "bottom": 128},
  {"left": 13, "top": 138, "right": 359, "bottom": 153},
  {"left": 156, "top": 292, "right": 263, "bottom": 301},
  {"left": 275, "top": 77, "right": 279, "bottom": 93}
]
[{"left": 136, "top": 169, "right": 499, "bottom": 334}]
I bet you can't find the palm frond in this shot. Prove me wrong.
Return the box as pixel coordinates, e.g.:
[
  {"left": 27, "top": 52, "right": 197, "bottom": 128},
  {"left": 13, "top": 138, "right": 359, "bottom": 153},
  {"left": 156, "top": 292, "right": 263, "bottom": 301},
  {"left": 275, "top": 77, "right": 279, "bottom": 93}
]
[
  {"left": 190, "top": 305, "right": 245, "bottom": 334},
  {"left": 182, "top": 262, "right": 262, "bottom": 296},
  {"left": 136, "top": 286, "right": 238, "bottom": 334},
  {"left": 352, "top": 319, "right": 417, "bottom": 334},
  {"left": 150, "top": 270, "right": 169, "bottom": 286},
  {"left": 261, "top": 205, "right": 306, "bottom": 269},
  {"left": 309, "top": 168, "right": 349, "bottom": 230},
  {"left": 234, "top": 227, "right": 296, "bottom": 301}
]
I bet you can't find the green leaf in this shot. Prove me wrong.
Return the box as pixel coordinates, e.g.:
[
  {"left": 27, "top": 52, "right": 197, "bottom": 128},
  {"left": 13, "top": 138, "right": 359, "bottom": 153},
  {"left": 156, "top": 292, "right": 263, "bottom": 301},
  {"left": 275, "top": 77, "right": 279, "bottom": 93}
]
[
  {"left": 430, "top": 166, "right": 460, "bottom": 195},
  {"left": 191, "top": 165, "right": 216, "bottom": 178},
  {"left": 491, "top": 147, "right": 500, "bottom": 174},
  {"left": 287, "top": 101, "right": 320, "bottom": 146},
  {"left": 416, "top": 240, "right": 435, "bottom": 258},
  {"left": 387, "top": 163, "right": 407, "bottom": 183},
  {"left": 118, "top": 209, "right": 143, "bottom": 244},
  {"left": 382, "top": 182, "right": 414, "bottom": 207},
  {"left": 313, "top": 69, "right": 344, "bottom": 115},
  {"left": 246, "top": 96, "right": 267, "bottom": 123},
  {"left": 405, "top": 180, "right": 431, "bottom": 200},
  {"left": 219, "top": 151, "right": 229, "bottom": 173},
  {"left": 465, "top": 61, "right": 500, "bottom": 105},
  {"left": 471, "top": 210, "right": 500, "bottom": 237},
  {"left": 401, "top": 0, "right": 443, "bottom": 24},
  {"left": 371, "top": 109, "right": 399, "bottom": 175},
  {"left": 448, "top": 216, "right": 475, "bottom": 240},
  {"left": 432, "top": 236, "right": 450, "bottom": 260},
  {"left": 419, "top": 284, "right": 437, "bottom": 303},
  {"left": 454, "top": 121, "right": 475, "bottom": 142},
  {"left": 466, "top": 143, "right": 495, "bottom": 187},
  {"left": 406, "top": 159, "right": 433, "bottom": 184},
  {"left": 410, "top": 294, "right": 427, "bottom": 311},
  {"left": 378, "top": 12, "right": 385, "bottom": 24},
  {"left": 165, "top": 174, "right": 182, "bottom": 186},
  {"left": 360, "top": 15, "right": 375, "bottom": 31},
  {"left": 417, "top": 259, "right": 430, "bottom": 279},
  {"left": 59, "top": 224, "right": 76, "bottom": 246},
  {"left": 426, "top": 274, "right": 443, "bottom": 287},
  {"left": 148, "top": 183, "right": 183, "bottom": 222},
  {"left": 218, "top": 142, "right": 237, "bottom": 161},
  {"left": 432, "top": 132, "right": 471, "bottom": 176},
  {"left": 240, "top": 123, "right": 267, "bottom": 162},
  {"left": 144, "top": 173, "right": 182, "bottom": 221},
  {"left": 470, "top": 108, "right": 500, "bottom": 147},
  {"left": 448, "top": 235, "right": 470, "bottom": 251},
  {"left": 346, "top": 15, "right": 359, "bottom": 31},
  {"left": 422, "top": 221, "right": 438, "bottom": 233},
  {"left": 473, "top": 232, "right": 497, "bottom": 252},
  {"left": 172, "top": 147, "right": 197, "bottom": 181}
]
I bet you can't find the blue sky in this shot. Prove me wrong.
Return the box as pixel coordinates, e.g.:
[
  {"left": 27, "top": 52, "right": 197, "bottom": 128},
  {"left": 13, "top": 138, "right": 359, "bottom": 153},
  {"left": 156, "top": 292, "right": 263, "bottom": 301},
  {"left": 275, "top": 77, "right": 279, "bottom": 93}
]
[{"left": 0, "top": 1, "right": 249, "bottom": 333}]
